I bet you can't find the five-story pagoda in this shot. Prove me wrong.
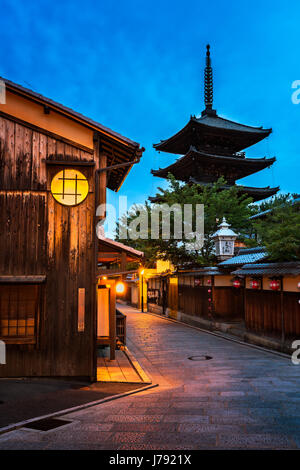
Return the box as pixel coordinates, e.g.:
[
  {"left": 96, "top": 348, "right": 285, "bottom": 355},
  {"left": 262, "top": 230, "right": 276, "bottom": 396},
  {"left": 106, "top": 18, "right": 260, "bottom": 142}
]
[{"left": 151, "top": 45, "right": 279, "bottom": 202}]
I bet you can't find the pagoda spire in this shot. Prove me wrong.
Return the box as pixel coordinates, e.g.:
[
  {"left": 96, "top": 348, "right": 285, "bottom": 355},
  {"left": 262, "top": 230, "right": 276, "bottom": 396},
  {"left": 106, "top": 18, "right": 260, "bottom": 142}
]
[{"left": 202, "top": 44, "right": 216, "bottom": 116}]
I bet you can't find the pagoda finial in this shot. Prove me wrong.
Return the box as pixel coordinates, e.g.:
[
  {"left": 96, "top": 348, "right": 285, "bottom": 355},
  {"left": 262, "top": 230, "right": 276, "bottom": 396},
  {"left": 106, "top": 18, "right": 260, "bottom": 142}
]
[{"left": 204, "top": 44, "right": 213, "bottom": 111}]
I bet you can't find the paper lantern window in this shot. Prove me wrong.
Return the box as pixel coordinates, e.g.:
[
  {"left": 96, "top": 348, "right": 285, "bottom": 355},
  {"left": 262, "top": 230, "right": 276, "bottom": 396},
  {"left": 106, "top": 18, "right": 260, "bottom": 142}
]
[{"left": 51, "top": 169, "right": 89, "bottom": 206}]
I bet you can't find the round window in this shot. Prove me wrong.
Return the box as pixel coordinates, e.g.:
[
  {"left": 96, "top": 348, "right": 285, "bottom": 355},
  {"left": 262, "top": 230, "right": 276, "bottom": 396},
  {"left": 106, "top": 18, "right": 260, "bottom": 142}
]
[{"left": 51, "top": 169, "right": 89, "bottom": 206}]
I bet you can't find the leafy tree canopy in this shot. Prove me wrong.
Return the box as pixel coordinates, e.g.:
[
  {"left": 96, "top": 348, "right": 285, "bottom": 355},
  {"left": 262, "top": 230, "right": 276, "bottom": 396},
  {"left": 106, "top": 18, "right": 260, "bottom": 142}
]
[
  {"left": 116, "top": 175, "right": 256, "bottom": 267},
  {"left": 253, "top": 194, "right": 300, "bottom": 261}
]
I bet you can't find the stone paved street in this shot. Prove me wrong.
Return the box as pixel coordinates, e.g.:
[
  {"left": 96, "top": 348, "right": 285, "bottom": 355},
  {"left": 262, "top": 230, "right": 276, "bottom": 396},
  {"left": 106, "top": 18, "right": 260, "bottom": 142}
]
[{"left": 0, "top": 304, "right": 300, "bottom": 449}]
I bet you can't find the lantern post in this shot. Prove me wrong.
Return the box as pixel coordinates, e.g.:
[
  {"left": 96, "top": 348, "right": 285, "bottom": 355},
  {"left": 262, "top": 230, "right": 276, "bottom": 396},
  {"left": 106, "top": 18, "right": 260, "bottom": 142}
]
[{"left": 212, "top": 217, "right": 238, "bottom": 262}]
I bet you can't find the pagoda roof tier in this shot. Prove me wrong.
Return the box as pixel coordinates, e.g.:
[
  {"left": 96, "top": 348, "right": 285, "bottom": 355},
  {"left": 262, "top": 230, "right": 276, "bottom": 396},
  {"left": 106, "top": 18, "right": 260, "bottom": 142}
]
[
  {"left": 189, "top": 179, "right": 279, "bottom": 202},
  {"left": 151, "top": 147, "right": 276, "bottom": 184},
  {"left": 153, "top": 114, "right": 272, "bottom": 155},
  {"left": 149, "top": 183, "right": 279, "bottom": 204}
]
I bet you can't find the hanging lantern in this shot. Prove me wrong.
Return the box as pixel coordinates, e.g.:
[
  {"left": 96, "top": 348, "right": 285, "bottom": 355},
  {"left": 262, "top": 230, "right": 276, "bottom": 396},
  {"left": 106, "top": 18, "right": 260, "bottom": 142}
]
[
  {"left": 250, "top": 279, "right": 260, "bottom": 290},
  {"left": 297, "top": 281, "right": 300, "bottom": 289},
  {"left": 207, "top": 279, "right": 211, "bottom": 285},
  {"left": 233, "top": 278, "right": 242, "bottom": 288},
  {"left": 270, "top": 279, "right": 280, "bottom": 291}
]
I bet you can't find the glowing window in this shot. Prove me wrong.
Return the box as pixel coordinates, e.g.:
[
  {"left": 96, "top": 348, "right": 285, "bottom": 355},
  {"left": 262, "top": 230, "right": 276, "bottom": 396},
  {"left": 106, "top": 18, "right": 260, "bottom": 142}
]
[
  {"left": 0, "top": 284, "right": 40, "bottom": 343},
  {"left": 51, "top": 169, "right": 89, "bottom": 206}
]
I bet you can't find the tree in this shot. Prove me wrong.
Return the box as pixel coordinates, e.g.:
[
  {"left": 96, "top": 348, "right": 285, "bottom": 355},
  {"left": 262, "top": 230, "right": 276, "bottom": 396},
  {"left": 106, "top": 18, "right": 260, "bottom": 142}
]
[
  {"left": 253, "top": 193, "right": 298, "bottom": 213},
  {"left": 116, "top": 175, "right": 256, "bottom": 266},
  {"left": 253, "top": 196, "right": 300, "bottom": 261}
]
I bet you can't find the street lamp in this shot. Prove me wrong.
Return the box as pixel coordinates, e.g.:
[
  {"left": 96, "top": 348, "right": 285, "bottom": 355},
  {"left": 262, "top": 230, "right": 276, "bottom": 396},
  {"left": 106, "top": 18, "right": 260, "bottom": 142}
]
[
  {"left": 116, "top": 281, "right": 125, "bottom": 294},
  {"left": 140, "top": 269, "right": 145, "bottom": 312},
  {"left": 212, "top": 217, "right": 238, "bottom": 261}
]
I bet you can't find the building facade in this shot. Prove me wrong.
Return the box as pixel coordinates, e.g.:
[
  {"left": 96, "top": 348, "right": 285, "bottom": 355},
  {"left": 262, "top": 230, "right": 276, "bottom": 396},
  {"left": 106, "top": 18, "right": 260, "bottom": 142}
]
[{"left": 0, "top": 78, "right": 143, "bottom": 379}]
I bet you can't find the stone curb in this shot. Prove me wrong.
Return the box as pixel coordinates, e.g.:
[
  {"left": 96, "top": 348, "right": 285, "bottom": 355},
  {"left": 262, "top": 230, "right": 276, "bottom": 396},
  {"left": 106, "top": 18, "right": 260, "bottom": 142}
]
[
  {"left": 0, "top": 382, "right": 158, "bottom": 437},
  {"left": 123, "top": 346, "right": 152, "bottom": 384}
]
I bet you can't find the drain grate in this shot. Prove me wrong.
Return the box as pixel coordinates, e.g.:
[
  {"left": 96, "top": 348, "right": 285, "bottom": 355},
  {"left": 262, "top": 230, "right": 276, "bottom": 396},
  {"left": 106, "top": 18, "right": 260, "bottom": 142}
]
[
  {"left": 23, "top": 418, "right": 72, "bottom": 431},
  {"left": 188, "top": 355, "right": 213, "bottom": 361}
]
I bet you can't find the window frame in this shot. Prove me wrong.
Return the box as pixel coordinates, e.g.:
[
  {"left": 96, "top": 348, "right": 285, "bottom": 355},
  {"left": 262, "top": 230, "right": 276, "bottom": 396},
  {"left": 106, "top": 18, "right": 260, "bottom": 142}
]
[{"left": 0, "top": 276, "right": 45, "bottom": 345}]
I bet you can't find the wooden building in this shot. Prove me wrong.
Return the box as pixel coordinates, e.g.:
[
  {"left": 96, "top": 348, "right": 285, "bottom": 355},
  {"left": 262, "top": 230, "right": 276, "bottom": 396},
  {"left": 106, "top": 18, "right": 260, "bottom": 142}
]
[
  {"left": 147, "top": 258, "right": 300, "bottom": 344},
  {"left": 0, "top": 77, "right": 144, "bottom": 379},
  {"left": 97, "top": 232, "right": 144, "bottom": 356},
  {"left": 232, "top": 262, "right": 300, "bottom": 340}
]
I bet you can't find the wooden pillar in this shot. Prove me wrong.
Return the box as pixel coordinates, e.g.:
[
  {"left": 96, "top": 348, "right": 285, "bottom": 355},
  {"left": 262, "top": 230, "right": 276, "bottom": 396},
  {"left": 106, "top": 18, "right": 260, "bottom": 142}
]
[
  {"left": 99, "top": 152, "right": 107, "bottom": 215},
  {"left": 93, "top": 133, "right": 109, "bottom": 374},
  {"left": 109, "top": 280, "right": 116, "bottom": 360},
  {"left": 120, "top": 251, "right": 127, "bottom": 272},
  {"left": 94, "top": 133, "right": 107, "bottom": 222}
]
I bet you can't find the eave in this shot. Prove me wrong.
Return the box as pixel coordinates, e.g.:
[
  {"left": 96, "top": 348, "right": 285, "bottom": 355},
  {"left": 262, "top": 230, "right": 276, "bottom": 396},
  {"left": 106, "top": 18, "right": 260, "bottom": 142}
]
[
  {"left": 232, "top": 262, "right": 300, "bottom": 277},
  {"left": 153, "top": 115, "right": 271, "bottom": 155},
  {"left": 149, "top": 182, "right": 279, "bottom": 204},
  {"left": 1, "top": 76, "right": 144, "bottom": 192},
  {"left": 151, "top": 148, "right": 276, "bottom": 182},
  {"left": 189, "top": 179, "right": 279, "bottom": 202}
]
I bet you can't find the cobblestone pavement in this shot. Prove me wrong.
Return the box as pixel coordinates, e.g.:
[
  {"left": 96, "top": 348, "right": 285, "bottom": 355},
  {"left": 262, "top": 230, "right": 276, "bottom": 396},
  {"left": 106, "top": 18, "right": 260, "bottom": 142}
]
[{"left": 0, "top": 304, "right": 300, "bottom": 450}]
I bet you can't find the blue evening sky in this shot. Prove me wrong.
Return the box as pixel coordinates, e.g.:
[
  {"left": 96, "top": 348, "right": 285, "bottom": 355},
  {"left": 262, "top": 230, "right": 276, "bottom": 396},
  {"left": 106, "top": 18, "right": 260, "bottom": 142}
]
[{"left": 1, "top": 0, "right": 299, "bottom": 235}]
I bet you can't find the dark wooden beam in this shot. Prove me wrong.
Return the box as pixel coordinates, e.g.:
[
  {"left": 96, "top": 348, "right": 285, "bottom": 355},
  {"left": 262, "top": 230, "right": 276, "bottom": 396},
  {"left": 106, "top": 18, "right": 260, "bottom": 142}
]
[
  {"left": 44, "top": 159, "right": 95, "bottom": 166},
  {"left": 0, "top": 275, "right": 46, "bottom": 283}
]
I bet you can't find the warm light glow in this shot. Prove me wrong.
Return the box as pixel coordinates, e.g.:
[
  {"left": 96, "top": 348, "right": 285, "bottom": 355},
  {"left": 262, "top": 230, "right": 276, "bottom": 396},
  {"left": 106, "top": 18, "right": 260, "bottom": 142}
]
[
  {"left": 270, "top": 279, "right": 280, "bottom": 291},
  {"left": 233, "top": 279, "right": 242, "bottom": 288},
  {"left": 102, "top": 276, "right": 107, "bottom": 280},
  {"left": 116, "top": 282, "right": 125, "bottom": 294},
  {"left": 51, "top": 169, "right": 89, "bottom": 206},
  {"left": 250, "top": 279, "right": 260, "bottom": 290},
  {"left": 140, "top": 269, "right": 145, "bottom": 275}
]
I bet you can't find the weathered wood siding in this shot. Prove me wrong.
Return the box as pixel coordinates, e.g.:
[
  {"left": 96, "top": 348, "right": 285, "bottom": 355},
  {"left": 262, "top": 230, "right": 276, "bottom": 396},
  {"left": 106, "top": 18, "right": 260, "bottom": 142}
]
[
  {"left": 178, "top": 285, "right": 209, "bottom": 318},
  {"left": 167, "top": 277, "right": 178, "bottom": 319},
  {"left": 0, "top": 116, "right": 94, "bottom": 191},
  {"left": 0, "top": 192, "right": 47, "bottom": 274},
  {"left": 213, "top": 287, "right": 244, "bottom": 320},
  {"left": 0, "top": 115, "right": 96, "bottom": 378},
  {"left": 283, "top": 293, "right": 300, "bottom": 337},
  {"left": 245, "top": 290, "right": 300, "bottom": 338}
]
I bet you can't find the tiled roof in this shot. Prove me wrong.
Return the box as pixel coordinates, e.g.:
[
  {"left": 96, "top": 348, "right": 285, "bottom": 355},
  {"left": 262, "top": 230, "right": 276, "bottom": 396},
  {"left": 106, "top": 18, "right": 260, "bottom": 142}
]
[
  {"left": 98, "top": 236, "right": 144, "bottom": 258},
  {"left": 219, "top": 247, "right": 268, "bottom": 267},
  {"left": 177, "top": 267, "right": 224, "bottom": 276},
  {"left": 193, "top": 114, "right": 271, "bottom": 134},
  {"left": 151, "top": 148, "right": 275, "bottom": 180},
  {"left": 250, "top": 197, "right": 300, "bottom": 220},
  {"left": 232, "top": 262, "right": 300, "bottom": 277}
]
